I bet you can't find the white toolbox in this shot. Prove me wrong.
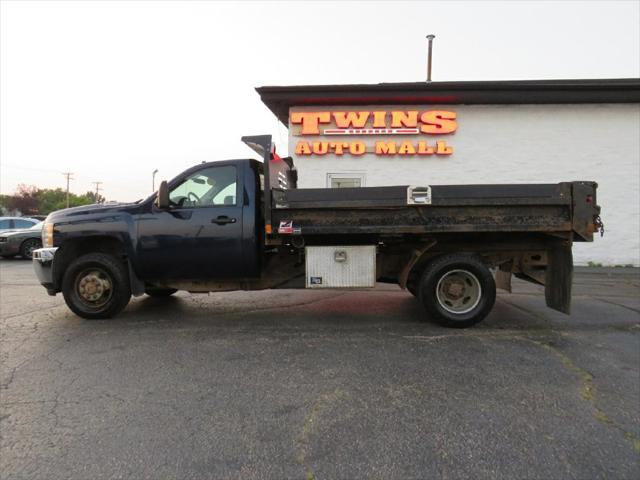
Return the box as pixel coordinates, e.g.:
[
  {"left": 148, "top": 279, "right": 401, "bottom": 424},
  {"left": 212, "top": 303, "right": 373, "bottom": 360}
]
[{"left": 305, "top": 245, "right": 376, "bottom": 288}]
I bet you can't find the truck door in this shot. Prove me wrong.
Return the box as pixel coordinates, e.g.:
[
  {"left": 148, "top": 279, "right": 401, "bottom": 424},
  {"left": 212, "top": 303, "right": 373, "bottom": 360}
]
[{"left": 137, "top": 164, "right": 244, "bottom": 280}]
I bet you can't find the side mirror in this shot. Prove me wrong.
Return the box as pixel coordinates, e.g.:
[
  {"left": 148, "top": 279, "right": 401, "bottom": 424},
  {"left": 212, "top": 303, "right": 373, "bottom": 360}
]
[{"left": 156, "top": 180, "right": 169, "bottom": 209}]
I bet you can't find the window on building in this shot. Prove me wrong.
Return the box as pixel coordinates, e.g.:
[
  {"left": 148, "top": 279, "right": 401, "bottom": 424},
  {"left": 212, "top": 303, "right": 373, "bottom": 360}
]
[
  {"left": 327, "top": 173, "right": 366, "bottom": 188},
  {"left": 331, "top": 177, "right": 361, "bottom": 188}
]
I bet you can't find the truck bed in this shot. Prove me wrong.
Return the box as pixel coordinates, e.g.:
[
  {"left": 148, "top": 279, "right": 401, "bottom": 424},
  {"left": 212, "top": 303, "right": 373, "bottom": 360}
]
[
  {"left": 271, "top": 182, "right": 598, "bottom": 241},
  {"left": 239, "top": 135, "right": 599, "bottom": 243}
]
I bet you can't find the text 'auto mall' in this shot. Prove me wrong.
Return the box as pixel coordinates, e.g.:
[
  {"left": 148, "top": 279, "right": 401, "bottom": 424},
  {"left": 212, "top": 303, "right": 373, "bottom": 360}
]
[{"left": 257, "top": 79, "right": 640, "bottom": 266}]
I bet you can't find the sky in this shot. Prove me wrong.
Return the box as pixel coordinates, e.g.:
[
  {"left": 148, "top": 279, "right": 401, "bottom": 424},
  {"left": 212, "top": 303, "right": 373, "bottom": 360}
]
[{"left": 1, "top": 0, "right": 639, "bottom": 202}]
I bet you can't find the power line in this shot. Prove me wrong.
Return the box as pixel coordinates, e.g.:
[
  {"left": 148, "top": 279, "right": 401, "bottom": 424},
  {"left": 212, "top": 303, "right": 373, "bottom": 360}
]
[
  {"left": 62, "top": 172, "right": 74, "bottom": 208},
  {"left": 1, "top": 164, "right": 62, "bottom": 174}
]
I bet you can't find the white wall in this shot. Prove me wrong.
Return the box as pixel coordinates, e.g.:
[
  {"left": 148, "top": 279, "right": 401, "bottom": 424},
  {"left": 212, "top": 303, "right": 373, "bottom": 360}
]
[{"left": 288, "top": 104, "right": 640, "bottom": 266}]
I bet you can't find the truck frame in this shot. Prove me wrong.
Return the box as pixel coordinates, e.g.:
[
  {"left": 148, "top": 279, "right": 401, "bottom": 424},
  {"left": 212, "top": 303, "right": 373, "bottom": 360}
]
[{"left": 33, "top": 135, "right": 602, "bottom": 327}]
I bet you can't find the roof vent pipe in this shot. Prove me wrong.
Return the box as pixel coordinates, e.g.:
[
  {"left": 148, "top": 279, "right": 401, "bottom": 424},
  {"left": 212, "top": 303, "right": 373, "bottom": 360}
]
[{"left": 426, "top": 34, "right": 435, "bottom": 82}]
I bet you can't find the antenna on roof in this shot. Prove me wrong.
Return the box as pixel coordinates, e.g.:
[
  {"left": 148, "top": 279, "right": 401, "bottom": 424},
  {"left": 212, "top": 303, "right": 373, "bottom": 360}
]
[{"left": 426, "top": 34, "right": 435, "bottom": 82}]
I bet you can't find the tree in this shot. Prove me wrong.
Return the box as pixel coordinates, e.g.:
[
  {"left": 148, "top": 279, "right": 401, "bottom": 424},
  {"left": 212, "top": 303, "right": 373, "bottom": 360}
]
[
  {"left": 84, "top": 191, "right": 105, "bottom": 205},
  {"left": 0, "top": 184, "right": 40, "bottom": 215},
  {"left": 34, "top": 188, "right": 69, "bottom": 214},
  {"left": 0, "top": 185, "right": 105, "bottom": 216}
]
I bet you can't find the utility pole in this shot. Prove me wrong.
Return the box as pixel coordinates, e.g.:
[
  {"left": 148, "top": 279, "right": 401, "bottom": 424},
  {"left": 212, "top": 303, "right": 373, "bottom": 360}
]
[
  {"left": 92, "top": 181, "right": 103, "bottom": 203},
  {"left": 62, "top": 172, "right": 74, "bottom": 208}
]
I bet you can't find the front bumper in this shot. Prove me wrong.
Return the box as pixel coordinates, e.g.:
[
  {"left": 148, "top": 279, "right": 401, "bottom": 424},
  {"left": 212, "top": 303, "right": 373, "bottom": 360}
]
[{"left": 33, "top": 247, "right": 58, "bottom": 295}]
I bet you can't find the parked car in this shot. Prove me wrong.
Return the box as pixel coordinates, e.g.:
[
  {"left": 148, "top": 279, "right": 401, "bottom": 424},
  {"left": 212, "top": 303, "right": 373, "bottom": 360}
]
[
  {"left": 0, "top": 217, "right": 41, "bottom": 232},
  {"left": 0, "top": 222, "right": 43, "bottom": 259}
]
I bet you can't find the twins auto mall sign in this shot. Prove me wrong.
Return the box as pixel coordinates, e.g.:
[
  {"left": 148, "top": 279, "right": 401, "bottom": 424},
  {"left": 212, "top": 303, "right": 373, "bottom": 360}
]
[{"left": 291, "top": 109, "right": 457, "bottom": 157}]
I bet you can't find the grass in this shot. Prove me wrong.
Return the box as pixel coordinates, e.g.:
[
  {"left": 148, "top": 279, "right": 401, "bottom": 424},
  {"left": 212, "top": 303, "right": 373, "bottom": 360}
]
[{"left": 585, "top": 262, "right": 637, "bottom": 268}]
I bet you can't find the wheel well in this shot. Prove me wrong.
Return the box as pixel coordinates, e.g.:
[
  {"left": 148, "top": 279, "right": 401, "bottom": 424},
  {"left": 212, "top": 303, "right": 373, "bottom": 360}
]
[
  {"left": 53, "top": 236, "right": 127, "bottom": 289},
  {"left": 407, "top": 252, "right": 488, "bottom": 288}
]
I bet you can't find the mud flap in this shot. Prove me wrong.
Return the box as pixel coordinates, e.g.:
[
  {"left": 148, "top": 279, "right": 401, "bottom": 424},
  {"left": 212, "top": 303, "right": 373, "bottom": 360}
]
[
  {"left": 128, "top": 261, "right": 145, "bottom": 297},
  {"left": 545, "top": 245, "right": 573, "bottom": 314}
]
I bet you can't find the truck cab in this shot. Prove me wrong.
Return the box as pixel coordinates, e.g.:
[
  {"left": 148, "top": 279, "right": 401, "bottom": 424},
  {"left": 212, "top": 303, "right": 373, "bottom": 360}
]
[{"left": 135, "top": 159, "right": 262, "bottom": 281}]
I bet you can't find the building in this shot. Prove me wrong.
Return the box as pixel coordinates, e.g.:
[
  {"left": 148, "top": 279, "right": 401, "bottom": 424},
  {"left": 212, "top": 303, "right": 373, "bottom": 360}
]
[{"left": 257, "top": 79, "right": 640, "bottom": 266}]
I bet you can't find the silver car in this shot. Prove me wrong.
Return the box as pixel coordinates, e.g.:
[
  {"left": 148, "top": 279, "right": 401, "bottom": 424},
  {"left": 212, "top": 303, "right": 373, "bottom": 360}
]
[{"left": 0, "top": 222, "right": 43, "bottom": 259}]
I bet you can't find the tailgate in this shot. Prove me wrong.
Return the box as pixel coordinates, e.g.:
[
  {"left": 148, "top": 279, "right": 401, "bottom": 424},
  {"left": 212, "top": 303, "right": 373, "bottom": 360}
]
[{"left": 571, "top": 182, "right": 603, "bottom": 241}]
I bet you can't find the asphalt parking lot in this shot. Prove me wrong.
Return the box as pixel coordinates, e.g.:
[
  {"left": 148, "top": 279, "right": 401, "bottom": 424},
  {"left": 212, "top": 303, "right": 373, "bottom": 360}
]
[{"left": 0, "top": 258, "right": 638, "bottom": 480}]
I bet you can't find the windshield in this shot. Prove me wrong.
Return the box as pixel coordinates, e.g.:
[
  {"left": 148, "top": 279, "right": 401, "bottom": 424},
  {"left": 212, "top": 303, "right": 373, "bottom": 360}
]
[{"left": 29, "top": 222, "right": 43, "bottom": 230}]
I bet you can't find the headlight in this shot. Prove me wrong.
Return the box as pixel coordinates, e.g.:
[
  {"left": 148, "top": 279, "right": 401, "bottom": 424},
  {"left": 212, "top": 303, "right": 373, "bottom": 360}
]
[{"left": 43, "top": 223, "right": 54, "bottom": 247}]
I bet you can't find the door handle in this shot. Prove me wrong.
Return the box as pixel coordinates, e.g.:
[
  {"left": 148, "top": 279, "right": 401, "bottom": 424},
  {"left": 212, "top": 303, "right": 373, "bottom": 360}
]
[{"left": 212, "top": 216, "right": 237, "bottom": 225}]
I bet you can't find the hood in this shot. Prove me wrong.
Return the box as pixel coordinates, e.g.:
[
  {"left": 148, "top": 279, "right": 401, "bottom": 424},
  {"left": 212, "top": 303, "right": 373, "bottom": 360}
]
[{"left": 46, "top": 202, "right": 141, "bottom": 221}]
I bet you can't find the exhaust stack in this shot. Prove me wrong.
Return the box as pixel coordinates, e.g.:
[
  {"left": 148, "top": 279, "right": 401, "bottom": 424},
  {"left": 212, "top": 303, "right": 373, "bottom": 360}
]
[{"left": 426, "top": 34, "right": 435, "bottom": 82}]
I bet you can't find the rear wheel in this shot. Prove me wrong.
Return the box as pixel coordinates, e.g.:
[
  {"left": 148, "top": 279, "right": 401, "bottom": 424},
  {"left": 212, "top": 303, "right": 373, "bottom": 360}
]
[
  {"left": 418, "top": 254, "right": 496, "bottom": 328},
  {"left": 62, "top": 253, "right": 131, "bottom": 319},
  {"left": 20, "top": 238, "right": 41, "bottom": 259},
  {"left": 145, "top": 288, "right": 178, "bottom": 297}
]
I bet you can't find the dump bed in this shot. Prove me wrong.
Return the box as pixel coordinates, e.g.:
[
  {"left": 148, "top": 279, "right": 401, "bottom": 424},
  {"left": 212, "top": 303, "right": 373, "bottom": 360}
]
[
  {"left": 271, "top": 182, "right": 600, "bottom": 241},
  {"left": 241, "top": 135, "right": 601, "bottom": 243}
]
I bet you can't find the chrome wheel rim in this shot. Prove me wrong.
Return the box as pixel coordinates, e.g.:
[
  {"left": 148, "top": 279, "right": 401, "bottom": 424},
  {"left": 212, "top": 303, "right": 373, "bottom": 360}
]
[
  {"left": 75, "top": 268, "right": 113, "bottom": 308},
  {"left": 436, "top": 269, "right": 482, "bottom": 314}
]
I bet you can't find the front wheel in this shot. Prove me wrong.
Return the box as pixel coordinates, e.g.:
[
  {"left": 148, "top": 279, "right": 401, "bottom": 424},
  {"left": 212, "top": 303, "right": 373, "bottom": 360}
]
[
  {"left": 418, "top": 254, "right": 496, "bottom": 328},
  {"left": 62, "top": 253, "right": 131, "bottom": 319},
  {"left": 20, "top": 238, "right": 42, "bottom": 259}
]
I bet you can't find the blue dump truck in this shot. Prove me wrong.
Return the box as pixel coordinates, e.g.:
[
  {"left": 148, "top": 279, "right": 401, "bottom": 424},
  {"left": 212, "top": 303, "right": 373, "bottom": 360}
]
[{"left": 33, "top": 135, "right": 602, "bottom": 328}]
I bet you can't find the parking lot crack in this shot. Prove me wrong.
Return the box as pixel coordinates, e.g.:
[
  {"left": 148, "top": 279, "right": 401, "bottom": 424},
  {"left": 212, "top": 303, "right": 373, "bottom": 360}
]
[
  {"left": 0, "top": 366, "right": 18, "bottom": 390},
  {"left": 525, "top": 338, "right": 640, "bottom": 454},
  {"left": 0, "top": 328, "right": 93, "bottom": 396},
  {"left": 590, "top": 296, "right": 640, "bottom": 315},
  {"left": 296, "top": 388, "right": 346, "bottom": 479},
  {"left": 1, "top": 304, "right": 65, "bottom": 321}
]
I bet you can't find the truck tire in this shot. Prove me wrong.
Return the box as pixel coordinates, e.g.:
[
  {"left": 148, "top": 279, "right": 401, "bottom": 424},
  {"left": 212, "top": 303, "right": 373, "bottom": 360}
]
[
  {"left": 62, "top": 253, "right": 131, "bottom": 319},
  {"left": 20, "top": 238, "right": 42, "bottom": 259},
  {"left": 418, "top": 254, "right": 495, "bottom": 328},
  {"left": 145, "top": 288, "right": 177, "bottom": 297}
]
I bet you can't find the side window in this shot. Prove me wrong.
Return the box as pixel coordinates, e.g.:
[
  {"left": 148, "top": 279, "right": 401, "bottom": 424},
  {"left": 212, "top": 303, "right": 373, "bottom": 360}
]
[
  {"left": 0, "top": 220, "right": 12, "bottom": 229},
  {"left": 14, "top": 219, "right": 35, "bottom": 228},
  {"left": 169, "top": 165, "right": 237, "bottom": 208}
]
